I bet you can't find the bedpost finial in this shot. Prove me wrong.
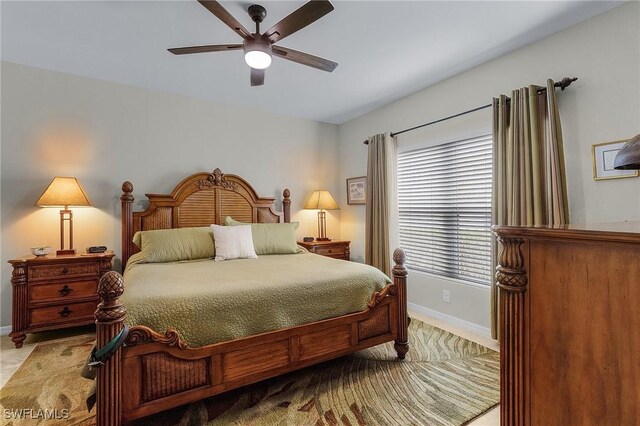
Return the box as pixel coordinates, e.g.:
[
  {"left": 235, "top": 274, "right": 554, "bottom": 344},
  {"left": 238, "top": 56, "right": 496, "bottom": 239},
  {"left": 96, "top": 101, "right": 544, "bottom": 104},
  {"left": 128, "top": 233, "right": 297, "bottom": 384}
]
[
  {"left": 392, "top": 248, "right": 407, "bottom": 277},
  {"left": 98, "top": 271, "right": 125, "bottom": 301},
  {"left": 283, "top": 188, "right": 291, "bottom": 204},
  {"left": 121, "top": 181, "right": 134, "bottom": 202},
  {"left": 122, "top": 181, "right": 133, "bottom": 193},
  {"left": 96, "top": 271, "right": 125, "bottom": 323}
]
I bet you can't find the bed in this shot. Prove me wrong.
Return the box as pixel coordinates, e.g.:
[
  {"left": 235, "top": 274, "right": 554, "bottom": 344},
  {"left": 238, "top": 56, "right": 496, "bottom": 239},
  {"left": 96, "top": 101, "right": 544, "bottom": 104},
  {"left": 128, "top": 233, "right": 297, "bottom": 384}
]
[{"left": 94, "top": 168, "right": 408, "bottom": 425}]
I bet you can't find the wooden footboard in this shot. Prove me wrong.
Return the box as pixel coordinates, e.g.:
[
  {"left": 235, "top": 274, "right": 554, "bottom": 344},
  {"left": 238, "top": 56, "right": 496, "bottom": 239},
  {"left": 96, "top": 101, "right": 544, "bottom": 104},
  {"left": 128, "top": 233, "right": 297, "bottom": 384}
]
[{"left": 94, "top": 249, "right": 408, "bottom": 425}]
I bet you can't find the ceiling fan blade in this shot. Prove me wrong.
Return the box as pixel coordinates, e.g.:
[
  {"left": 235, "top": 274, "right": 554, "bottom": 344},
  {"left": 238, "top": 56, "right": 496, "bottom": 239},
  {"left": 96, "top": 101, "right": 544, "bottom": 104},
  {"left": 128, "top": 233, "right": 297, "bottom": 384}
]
[
  {"left": 272, "top": 46, "right": 338, "bottom": 72},
  {"left": 168, "top": 44, "right": 243, "bottom": 55},
  {"left": 197, "top": 0, "right": 252, "bottom": 39},
  {"left": 251, "top": 68, "right": 265, "bottom": 86},
  {"left": 263, "top": 0, "right": 334, "bottom": 44}
]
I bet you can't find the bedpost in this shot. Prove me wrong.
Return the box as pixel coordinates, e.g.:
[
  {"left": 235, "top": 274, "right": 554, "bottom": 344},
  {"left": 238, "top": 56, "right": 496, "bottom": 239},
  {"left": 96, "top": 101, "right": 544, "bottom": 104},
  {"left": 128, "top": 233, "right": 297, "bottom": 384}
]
[
  {"left": 282, "top": 188, "right": 291, "bottom": 223},
  {"left": 95, "top": 271, "right": 126, "bottom": 426},
  {"left": 121, "top": 181, "right": 134, "bottom": 268},
  {"left": 392, "top": 248, "right": 409, "bottom": 359}
]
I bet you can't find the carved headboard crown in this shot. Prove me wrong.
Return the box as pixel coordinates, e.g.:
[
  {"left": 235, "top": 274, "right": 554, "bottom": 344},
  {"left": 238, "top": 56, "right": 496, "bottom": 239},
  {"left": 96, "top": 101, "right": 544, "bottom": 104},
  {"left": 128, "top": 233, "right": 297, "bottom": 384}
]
[
  {"left": 195, "top": 168, "right": 238, "bottom": 191},
  {"left": 121, "top": 168, "right": 291, "bottom": 267}
]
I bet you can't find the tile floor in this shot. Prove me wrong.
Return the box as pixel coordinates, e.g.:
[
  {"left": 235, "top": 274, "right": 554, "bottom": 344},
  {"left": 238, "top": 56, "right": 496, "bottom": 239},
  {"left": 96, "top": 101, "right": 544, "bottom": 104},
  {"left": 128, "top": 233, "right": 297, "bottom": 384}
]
[
  {"left": 0, "top": 315, "right": 499, "bottom": 425},
  {"left": 0, "top": 325, "right": 95, "bottom": 387}
]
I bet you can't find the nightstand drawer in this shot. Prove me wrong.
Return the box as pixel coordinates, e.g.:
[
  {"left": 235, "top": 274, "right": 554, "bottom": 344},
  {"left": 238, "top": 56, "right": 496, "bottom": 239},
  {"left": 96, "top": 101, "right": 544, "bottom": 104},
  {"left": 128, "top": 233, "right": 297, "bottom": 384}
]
[
  {"left": 315, "top": 247, "right": 345, "bottom": 256},
  {"left": 28, "top": 262, "right": 100, "bottom": 282},
  {"left": 298, "top": 240, "right": 350, "bottom": 261},
  {"left": 30, "top": 301, "right": 97, "bottom": 326},
  {"left": 29, "top": 279, "right": 98, "bottom": 303}
]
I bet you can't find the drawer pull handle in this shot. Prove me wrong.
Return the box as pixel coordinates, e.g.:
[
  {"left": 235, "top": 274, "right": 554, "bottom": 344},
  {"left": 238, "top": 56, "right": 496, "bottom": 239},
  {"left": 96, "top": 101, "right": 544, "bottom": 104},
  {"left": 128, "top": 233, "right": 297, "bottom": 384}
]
[
  {"left": 58, "top": 307, "right": 72, "bottom": 318},
  {"left": 62, "top": 268, "right": 69, "bottom": 274},
  {"left": 59, "top": 285, "right": 74, "bottom": 297}
]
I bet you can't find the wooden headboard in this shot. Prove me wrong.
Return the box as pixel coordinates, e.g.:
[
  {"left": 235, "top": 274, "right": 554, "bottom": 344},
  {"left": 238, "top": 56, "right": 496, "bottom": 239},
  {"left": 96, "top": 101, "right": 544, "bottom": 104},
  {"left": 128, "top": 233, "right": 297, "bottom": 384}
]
[{"left": 120, "top": 168, "right": 291, "bottom": 267}]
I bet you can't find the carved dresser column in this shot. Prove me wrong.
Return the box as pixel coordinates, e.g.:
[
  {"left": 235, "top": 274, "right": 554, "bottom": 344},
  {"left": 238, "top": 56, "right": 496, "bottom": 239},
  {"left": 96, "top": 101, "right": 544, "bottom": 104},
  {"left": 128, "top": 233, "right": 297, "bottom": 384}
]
[
  {"left": 95, "top": 271, "right": 126, "bottom": 426},
  {"left": 495, "top": 236, "right": 529, "bottom": 426},
  {"left": 9, "top": 261, "right": 28, "bottom": 348}
]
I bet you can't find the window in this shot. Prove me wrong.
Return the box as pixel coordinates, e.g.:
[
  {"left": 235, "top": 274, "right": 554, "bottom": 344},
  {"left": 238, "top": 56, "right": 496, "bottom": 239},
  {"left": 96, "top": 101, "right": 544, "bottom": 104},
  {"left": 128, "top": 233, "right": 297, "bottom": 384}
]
[{"left": 397, "top": 134, "right": 493, "bottom": 285}]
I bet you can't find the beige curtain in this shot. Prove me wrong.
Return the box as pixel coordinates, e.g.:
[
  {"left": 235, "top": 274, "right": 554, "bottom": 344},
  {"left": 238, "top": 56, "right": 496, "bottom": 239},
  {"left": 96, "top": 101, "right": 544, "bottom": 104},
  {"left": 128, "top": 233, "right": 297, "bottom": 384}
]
[
  {"left": 491, "top": 79, "right": 569, "bottom": 339},
  {"left": 365, "top": 133, "right": 397, "bottom": 276}
]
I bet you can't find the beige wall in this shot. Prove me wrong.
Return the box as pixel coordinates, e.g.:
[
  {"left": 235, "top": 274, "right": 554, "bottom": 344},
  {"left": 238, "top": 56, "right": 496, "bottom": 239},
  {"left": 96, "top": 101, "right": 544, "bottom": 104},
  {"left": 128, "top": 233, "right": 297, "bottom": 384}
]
[
  {"left": 0, "top": 62, "right": 339, "bottom": 328},
  {"left": 337, "top": 2, "right": 640, "bottom": 332}
]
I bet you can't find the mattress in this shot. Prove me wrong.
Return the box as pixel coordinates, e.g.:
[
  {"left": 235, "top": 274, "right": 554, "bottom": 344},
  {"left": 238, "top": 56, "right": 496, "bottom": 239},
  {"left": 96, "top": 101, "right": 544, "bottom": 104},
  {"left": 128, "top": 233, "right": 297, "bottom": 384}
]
[{"left": 121, "top": 252, "right": 391, "bottom": 347}]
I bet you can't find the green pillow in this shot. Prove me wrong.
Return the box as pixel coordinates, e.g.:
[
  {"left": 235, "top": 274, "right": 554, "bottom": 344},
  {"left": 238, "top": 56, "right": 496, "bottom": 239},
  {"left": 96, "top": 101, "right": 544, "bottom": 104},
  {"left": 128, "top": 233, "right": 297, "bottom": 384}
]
[
  {"left": 132, "top": 227, "right": 215, "bottom": 263},
  {"left": 224, "top": 217, "right": 298, "bottom": 255}
]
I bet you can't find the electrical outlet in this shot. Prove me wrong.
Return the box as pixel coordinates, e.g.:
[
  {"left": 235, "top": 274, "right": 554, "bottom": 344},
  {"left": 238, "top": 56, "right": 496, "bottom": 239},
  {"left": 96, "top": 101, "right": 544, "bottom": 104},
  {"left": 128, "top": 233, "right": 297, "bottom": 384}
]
[{"left": 442, "top": 289, "right": 451, "bottom": 304}]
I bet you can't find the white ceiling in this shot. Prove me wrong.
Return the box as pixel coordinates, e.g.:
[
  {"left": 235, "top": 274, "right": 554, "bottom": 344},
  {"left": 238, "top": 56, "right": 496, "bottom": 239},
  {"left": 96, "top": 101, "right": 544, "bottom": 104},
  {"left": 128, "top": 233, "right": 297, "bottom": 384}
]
[{"left": 0, "top": 1, "right": 622, "bottom": 124}]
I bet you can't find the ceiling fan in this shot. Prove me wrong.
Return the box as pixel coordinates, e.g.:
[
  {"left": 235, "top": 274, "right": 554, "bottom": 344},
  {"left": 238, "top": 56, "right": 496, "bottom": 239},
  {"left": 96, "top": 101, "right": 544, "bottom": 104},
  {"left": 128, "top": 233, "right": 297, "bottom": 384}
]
[{"left": 168, "top": 0, "right": 338, "bottom": 86}]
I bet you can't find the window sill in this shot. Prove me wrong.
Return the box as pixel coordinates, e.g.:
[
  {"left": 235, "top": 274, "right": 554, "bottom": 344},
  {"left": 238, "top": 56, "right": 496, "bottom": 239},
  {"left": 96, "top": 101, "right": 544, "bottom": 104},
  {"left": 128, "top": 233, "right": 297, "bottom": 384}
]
[{"left": 406, "top": 267, "right": 492, "bottom": 291}]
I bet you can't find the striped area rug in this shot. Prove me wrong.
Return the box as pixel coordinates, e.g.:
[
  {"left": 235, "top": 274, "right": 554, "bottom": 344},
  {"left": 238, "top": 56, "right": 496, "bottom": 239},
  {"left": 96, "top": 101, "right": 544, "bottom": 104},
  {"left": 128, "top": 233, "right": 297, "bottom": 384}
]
[
  {"left": 0, "top": 319, "right": 499, "bottom": 426},
  {"left": 137, "top": 319, "right": 500, "bottom": 426}
]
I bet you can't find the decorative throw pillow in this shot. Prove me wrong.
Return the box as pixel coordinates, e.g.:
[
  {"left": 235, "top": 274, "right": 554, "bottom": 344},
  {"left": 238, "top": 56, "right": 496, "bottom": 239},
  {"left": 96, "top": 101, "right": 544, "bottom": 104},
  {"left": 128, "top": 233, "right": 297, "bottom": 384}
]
[
  {"left": 210, "top": 224, "right": 258, "bottom": 261},
  {"left": 132, "top": 227, "right": 215, "bottom": 263},
  {"left": 224, "top": 217, "right": 298, "bottom": 255}
]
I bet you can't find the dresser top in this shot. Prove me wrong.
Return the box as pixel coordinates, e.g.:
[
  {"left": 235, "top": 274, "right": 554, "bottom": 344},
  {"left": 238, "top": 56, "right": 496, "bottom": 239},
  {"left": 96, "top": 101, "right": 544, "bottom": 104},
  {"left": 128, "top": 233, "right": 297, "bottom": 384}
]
[{"left": 493, "top": 221, "right": 640, "bottom": 244}]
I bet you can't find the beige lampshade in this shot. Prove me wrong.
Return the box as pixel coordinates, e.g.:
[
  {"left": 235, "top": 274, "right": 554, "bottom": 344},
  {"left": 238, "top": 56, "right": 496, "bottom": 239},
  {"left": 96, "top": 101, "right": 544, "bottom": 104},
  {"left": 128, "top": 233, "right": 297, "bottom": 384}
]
[
  {"left": 35, "top": 177, "right": 92, "bottom": 207},
  {"left": 304, "top": 190, "right": 339, "bottom": 210}
]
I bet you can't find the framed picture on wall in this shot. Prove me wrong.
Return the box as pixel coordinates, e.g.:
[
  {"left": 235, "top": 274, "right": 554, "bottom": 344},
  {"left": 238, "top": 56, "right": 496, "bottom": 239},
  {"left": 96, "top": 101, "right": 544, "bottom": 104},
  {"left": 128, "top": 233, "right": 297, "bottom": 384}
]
[
  {"left": 346, "top": 176, "right": 367, "bottom": 205},
  {"left": 592, "top": 139, "right": 639, "bottom": 180}
]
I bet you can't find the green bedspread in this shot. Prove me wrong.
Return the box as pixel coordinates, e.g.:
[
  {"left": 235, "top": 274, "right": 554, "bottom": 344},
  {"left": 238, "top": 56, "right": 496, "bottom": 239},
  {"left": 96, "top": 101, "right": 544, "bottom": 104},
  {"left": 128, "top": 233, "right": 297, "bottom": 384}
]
[{"left": 122, "top": 252, "right": 391, "bottom": 347}]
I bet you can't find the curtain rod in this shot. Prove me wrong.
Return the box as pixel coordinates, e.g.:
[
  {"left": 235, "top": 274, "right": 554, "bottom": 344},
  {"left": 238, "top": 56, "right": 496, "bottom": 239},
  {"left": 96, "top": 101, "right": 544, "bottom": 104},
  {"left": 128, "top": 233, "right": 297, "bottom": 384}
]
[{"left": 363, "top": 77, "right": 577, "bottom": 144}]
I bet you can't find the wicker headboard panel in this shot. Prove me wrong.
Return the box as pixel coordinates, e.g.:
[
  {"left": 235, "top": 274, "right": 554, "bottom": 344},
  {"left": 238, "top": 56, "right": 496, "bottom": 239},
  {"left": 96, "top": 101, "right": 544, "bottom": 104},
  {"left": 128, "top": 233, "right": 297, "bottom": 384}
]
[{"left": 121, "top": 168, "right": 291, "bottom": 267}]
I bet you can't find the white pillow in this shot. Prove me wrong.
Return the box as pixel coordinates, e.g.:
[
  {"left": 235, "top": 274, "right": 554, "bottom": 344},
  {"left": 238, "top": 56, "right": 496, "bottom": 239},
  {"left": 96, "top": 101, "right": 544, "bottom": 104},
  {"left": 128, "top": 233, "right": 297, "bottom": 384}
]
[{"left": 210, "top": 224, "right": 257, "bottom": 262}]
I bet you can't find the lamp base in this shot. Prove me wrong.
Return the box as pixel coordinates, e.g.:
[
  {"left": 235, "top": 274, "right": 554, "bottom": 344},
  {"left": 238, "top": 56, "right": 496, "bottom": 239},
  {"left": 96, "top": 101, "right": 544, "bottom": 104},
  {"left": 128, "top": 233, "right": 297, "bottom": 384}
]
[
  {"left": 315, "top": 237, "right": 331, "bottom": 242},
  {"left": 56, "top": 249, "right": 76, "bottom": 256}
]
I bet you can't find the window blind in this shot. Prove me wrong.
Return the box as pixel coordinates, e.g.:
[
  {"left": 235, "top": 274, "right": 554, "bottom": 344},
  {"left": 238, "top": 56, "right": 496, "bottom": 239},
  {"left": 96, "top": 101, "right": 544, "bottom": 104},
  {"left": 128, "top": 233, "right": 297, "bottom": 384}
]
[{"left": 397, "top": 134, "right": 493, "bottom": 285}]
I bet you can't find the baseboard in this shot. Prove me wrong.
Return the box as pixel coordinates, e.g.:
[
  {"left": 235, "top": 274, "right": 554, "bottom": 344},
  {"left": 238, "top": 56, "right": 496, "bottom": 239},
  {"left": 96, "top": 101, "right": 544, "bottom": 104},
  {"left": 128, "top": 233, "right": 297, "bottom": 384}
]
[
  {"left": 0, "top": 325, "right": 12, "bottom": 336},
  {"left": 408, "top": 302, "right": 491, "bottom": 337}
]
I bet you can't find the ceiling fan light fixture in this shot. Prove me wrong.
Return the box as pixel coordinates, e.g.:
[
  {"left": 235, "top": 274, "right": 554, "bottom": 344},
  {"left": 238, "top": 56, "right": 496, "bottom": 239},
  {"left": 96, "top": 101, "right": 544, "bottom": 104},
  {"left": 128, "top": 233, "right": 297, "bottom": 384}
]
[
  {"left": 244, "top": 39, "right": 272, "bottom": 69},
  {"left": 245, "top": 50, "right": 272, "bottom": 69}
]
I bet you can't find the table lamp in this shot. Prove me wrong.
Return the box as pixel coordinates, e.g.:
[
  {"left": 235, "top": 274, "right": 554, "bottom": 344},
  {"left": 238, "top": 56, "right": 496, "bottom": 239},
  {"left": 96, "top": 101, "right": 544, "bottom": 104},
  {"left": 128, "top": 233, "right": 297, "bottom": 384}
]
[
  {"left": 35, "top": 177, "right": 92, "bottom": 255},
  {"left": 304, "top": 190, "right": 339, "bottom": 241}
]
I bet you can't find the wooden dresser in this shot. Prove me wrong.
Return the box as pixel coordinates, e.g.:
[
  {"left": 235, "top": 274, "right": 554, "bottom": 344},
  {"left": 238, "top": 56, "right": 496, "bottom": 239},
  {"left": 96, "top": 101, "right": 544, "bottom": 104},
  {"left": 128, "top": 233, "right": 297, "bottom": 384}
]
[
  {"left": 298, "top": 240, "right": 350, "bottom": 260},
  {"left": 493, "top": 223, "right": 640, "bottom": 426},
  {"left": 8, "top": 252, "right": 115, "bottom": 348}
]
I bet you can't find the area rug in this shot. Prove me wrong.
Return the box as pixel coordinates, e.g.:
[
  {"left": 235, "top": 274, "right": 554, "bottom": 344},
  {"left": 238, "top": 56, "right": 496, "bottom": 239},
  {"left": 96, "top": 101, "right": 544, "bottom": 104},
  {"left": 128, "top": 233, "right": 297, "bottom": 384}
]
[{"left": 0, "top": 320, "right": 499, "bottom": 426}]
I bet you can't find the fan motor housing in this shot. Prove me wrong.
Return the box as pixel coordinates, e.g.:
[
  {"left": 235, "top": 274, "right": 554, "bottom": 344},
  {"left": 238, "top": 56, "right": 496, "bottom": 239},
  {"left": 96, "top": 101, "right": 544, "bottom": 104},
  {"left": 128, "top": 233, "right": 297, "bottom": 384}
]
[{"left": 248, "top": 4, "right": 267, "bottom": 23}]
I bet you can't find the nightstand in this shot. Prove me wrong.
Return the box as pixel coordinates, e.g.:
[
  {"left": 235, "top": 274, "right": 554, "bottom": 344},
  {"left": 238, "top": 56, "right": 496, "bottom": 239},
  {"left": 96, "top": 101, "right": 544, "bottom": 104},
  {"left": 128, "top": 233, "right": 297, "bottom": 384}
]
[
  {"left": 8, "top": 252, "right": 115, "bottom": 348},
  {"left": 298, "top": 240, "right": 350, "bottom": 260}
]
